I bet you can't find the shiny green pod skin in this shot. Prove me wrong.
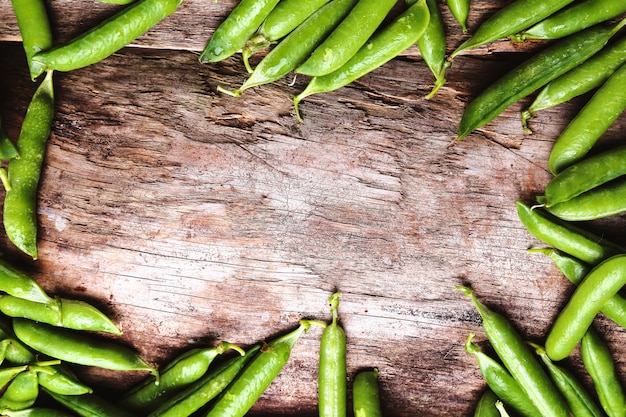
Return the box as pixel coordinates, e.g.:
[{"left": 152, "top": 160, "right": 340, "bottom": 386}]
[
  {"left": 0, "top": 259, "right": 53, "bottom": 303},
  {"left": 465, "top": 333, "right": 542, "bottom": 417},
  {"left": 544, "top": 144, "right": 626, "bottom": 207},
  {"left": 0, "top": 365, "right": 28, "bottom": 391},
  {"left": 10, "top": 0, "right": 53, "bottom": 79},
  {"left": 446, "top": 0, "right": 470, "bottom": 32},
  {"left": 37, "top": 364, "right": 93, "bottom": 396},
  {"left": 319, "top": 292, "right": 347, "bottom": 417},
  {"left": 543, "top": 178, "right": 626, "bottom": 221},
  {"left": 3, "top": 70, "right": 54, "bottom": 260},
  {"left": 546, "top": 254, "right": 626, "bottom": 361},
  {"left": 260, "top": 0, "right": 332, "bottom": 41},
  {"left": 456, "top": 19, "right": 626, "bottom": 140},
  {"left": 529, "top": 342, "right": 606, "bottom": 417},
  {"left": 43, "top": 389, "right": 136, "bottom": 417},
  {"left": 0, "top": 370, "right": 38, "bottom": 411},
  {"left": 32, "top": 0, "right": 183, "bottom": 75},
  {"left": 352, "top": 369, "right": 382, "bottom": 417},
  {"left": 520, "top": 0, "right": 626, "bottom": 40},
  {"left": 12, "top": 319, "right": 157, "bottom": 375},
  {"left": 458, "top": 286, "right": 570, "bottom": 417},
  {"left": 295, "top": 0, "right": 397, "bottom": 77},
  {"left": 0, "top": 319, "right": 35, "bottom": 365},
  {"left": 474, "top": 390, "right": 501, "bottom": 417},
  {"left": 199, "top": 0, "right": 281, "bottom": 64},
  {"left": 581, "top": 327, "right": 626, "bottom": 417},
  {"left": 294, "top": 0, "right": 430, "bottom": 121},
  {"left": 522, "top": 34, "right": 626, "bottom": 131},
  {"left": 0, "top": 296, "right": 121, "bottom": 334},
  {"left": 147, "top": 345, "right": 260, "bottom": 417},
  {"left": 516, "top": 201, "right": 624, "bottom": 265},
  {"left": 450, "top": 0, "right": 576, "bottom": 58},
  {"left": 120, "top": 341, "right": 242, "bottom": 413},
  {"left": 204, "top": 321, "right": 311, "bottom": 417},
  {"left": 416, "top": 0, "right": 449, "bottom": 99}
]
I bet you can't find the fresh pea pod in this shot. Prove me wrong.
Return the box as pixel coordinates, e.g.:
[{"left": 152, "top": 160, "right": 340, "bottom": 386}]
[
  {"left": 0, "top": 365, "right": 29, "bottom": 391},
  {"left": 352, "top": 369, "right": 382, "bottom": 417},
  {"left": 446, "top": 0, "right": 470, "bottom": 32},
  {"left": 465, "top": 333, "right": 542, "bottom": 417},
  {"left": 319, "top": 292, "right": 346, "bottom": 417},
  {"left": 458, "top": 286, "right": 570, "bottom": 417},
  {"left": 519, "top": 0, "right": 626, "bottom": 41},
  {"left": 546, "top": 254, "right": 626, "bottom": 361},
  {"left": 474, "top": 390, "right": 501, "bottom": 417},
  {"left": 295, "top": 0, "right": 397, "bottom": 77},
  {"left": 37, "top": 364, "right": 93, "bottom": 396},
  {"left": 43, "top": 389, "right": 136, "bottom": 417},
  {"left": 10, "top": 0, "right": 53, "bottom": 80},
  {"left": 3, "top": 69, "right": 54, "bottom": 260},
  {"left": 147, "top": 345, "right": 260, "bottom": 417},
  {"left": 0, "top": 408, "right": 75, "bottom": 417},
  {"left": 199, "top": 0, "right": 281, "bottom": 64},
  {"left": 522, "top": 34, "right": 626, "bottom": 131},
  {"left": 529, "top": 342, "right": 606, "bottom": 417},
  {"left": 456, "top": 19, "right": 626, "bottom": 140},
  {"left": 0, "top": 296, "right": 121, "bottom": 334},
  {"left": 580, "top": 327, "right": 626, "bottom": 417},
  {"left": 120, "top": 341, "right": 243, "bottom": 413},
  {"left": 31, "top": 0, "right": 183, "bottom": 76},
  {"left": 0, "top": 319, "right": 35, "bottom": 365},
  {"left": 204, "top": 320, "right": 313, "bottom": 417},
  {"left": 516, "top": 201, "right": 624, "bottom": 264},
  {"left": 294, "top": 0, "right": 430, "bottom": 121},
  {"left": 416, "top": 0, "right": 449, "bottom": 99},
  {"left": 223, "top": 0, "right": 358, "bottom": 97},
  {"left": 544, "top": 144, "right": 626, "bottom": 207},
  {"left": 12, "top": 318, "right": 157, "bottom": 375},
  {"left": 0, "top": 118, "right": 18, "bottom": 161},
  {"left": 0, "top": 370, "right": 39, "bottom": 411},
  {"left": 450, "top": 0, "right": 576, "bottom": 58},
  {"left": 0, "top": 259, "right": 53, "bottom": 303}
]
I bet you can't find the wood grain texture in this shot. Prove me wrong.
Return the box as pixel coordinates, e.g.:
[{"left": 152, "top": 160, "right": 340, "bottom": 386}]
[{"left": 1, "top": 1, "right": 626, "bottom": 416}]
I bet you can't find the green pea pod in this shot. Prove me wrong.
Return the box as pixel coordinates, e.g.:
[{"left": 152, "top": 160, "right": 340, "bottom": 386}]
[
  {"left": 294, "top": 0, "right": 430, "bottom": 121},
  {"left": 456, "top": 18, "right": 626, "bottom": 140},
  {"left": 295, "top": 0, "right": 397, "bottom": 77},
  {"left": 446, "top": 0, "right": 470, "bottom": 32},
  {"left": 3, "top": 69, "right": 54, "bottom": 260},
  {"left": 12, "top": 318, "right": 157, "bottom": 375},
  {"left": 548, "top": 62, "right": 626, "bottom": 173},
  {"left": 0, "top": 118, "right": 18, "bottom": 161},
  {"left": 120, "top": 341, "right": 243, "bottom": 413},
  {"left": 458, "top": 286, "right": 570, "bottom": 417},
  {"left": 10, "top": 0, "right": 53, "bottom": 80},
  {"left": 0, "top": 259, "right": 52, "bottom": 304},
  {"left": 544, "top": 144, "right": 626, "bottom": 207},
  {"left": 450, "top": 0, "right": 577, "bottom": 58},
  {"left": 464, "top": 333, "right": 542, "bottom": 417},
  {"left": 522, "top": 34, "right": 626, "bottom": 131},
  {"left": 224, "top": 0, "right": 358, "bottom": 96},
  {"left": 353, "top": 369, "right": 383, "bottom": 417},
  {"left": 43, "top": 389, "right": 136, "bottom": 417},
  {"left": 0, "top": 296, "right": 121, "bottom": 334},
  {"left": 204, "top": 320, "right": 313, "bottom": 417},
  {"left": 319, "top": 292, "right": 346, "bottom": 417},
  {"left": 0, "top": 370, "right": 39, "bottom": 411},
  {"left": 0, "top": 365, "right": 29, "bottom": 391},
  {"left": 31, "top": 0, "right": 183, "bottom": 76},
  {"left": 147, "top": 345, "right": 261, "bottom": 417},
  {"left": 199, "top": 0, "right": 281, "bottom": 64},
  {"left": 474, "top": 390, "right": 501, "bottom": 417},
  {"left": 0, "top": 319, "right": 36, "bottom": 365},
  {"left": 546, "top": 254, "right": 626, "bottom": 361},
  {"left": 581, "top": 327, "right": 626, "bottom": 417},
  {"left": 0, "top": 339, "right": 11, "bottom": 365},
  {"left": 0, "top": 408, "right": 76, "bottom": 417},
  {"left": 516, "top": 201, "right": 624, "bottom": 265},
  {"left": 416, "top": 0, "right": 450, "bottom": 99},
  {"left": 520, "top": 0, "right": 626, "bottom": 40},
  {"left": 37, "top": 364, "right": 93, "bottom": 396}
]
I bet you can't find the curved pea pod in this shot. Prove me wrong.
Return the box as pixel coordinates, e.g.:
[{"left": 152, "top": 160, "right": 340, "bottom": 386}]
[
  {"left": 31, "top": 0, "right": 183, "bottom": 76},
  {"left": 581, "top": 327, "right": 626, "bottom": 417},
  {"left": 464, "top": 333, "right": 542, "bottom": 417},
  {"left": 147, "top": 345, "right": 260, "bottom": 417},
  {"left": 529, "top": 342, "right": 606, "bottom": 417},
  {"left": 520, "top": 0, "right": 626, "bottom": 41},
  {"left": 43, "top": 389, "right": 136, "bottom": 417},
  {"left": 516, "top": 201, "right": 624, "bottom": 265},
  {"left": 199, "top": 0, "right": 281, "bottom": 64},
  {"left": 0, "top": 260, "right": 52, "bottom": 304},
  {"left": 12, "top": 318, "right": 157, "bottom": 375},
  {"left": 10, "top": 0, "right": 53, "bottom": 80},
  {"left": 3, "top": 69, "right": 54, "bottom": 260},
  {"left": 0, "top": 370, "right": 39, "bottom": 411},
  {"left": 446, "top": 0, "right": 470, "bottom": 32},
  {"left": 37, "top": 364, "right": 93, "bottom": 396},
  {"left": 353, "top": 369, "right": 383, "bottom": 417},
  {"left": 0, "top": 296, "right": 121, "bottom": 334},
  {"left": 474, "top": 390, "right": 501, "bottom": 417},
  {"left": 204, "top": 320, "right": 313, "bottom": 417},
  {"left": 295, "top": 0, "right": 397, "bottom": 77},
  {"left": 294, "top": 0, "right": 430, "bottom": 121},
  {"left": 458, "top": 286, "right": 570, "bottom": 417},
  {"left": 0, "top": 408, "right": 76, "bottom": 417},
  {"left": 546, "top": 254, "right": 626, "bottom": 361},
  {"left": 319, "top": 292, "right": 346, "bottom": 417},
  {"left": 416, "top": 0, "right": 450, "bottom": 99},
  {"left": 456, "top": 18, "right": 626, "bottom": 140},
  {"left": 522, "top": 34, "right": 626, "bottom": 131},
  {"left": 120, "top": 341, "right": 243, "bottom": 413}
]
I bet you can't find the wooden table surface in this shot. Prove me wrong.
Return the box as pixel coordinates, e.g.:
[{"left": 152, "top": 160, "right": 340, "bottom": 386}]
[{"left": 1, "top": 1, "right": 625, "bottom": 415}]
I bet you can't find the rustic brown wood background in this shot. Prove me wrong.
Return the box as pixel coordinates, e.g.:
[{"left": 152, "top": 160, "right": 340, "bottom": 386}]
[{"left": 1, "top": 1, "right": 625, "bottom": 415}]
